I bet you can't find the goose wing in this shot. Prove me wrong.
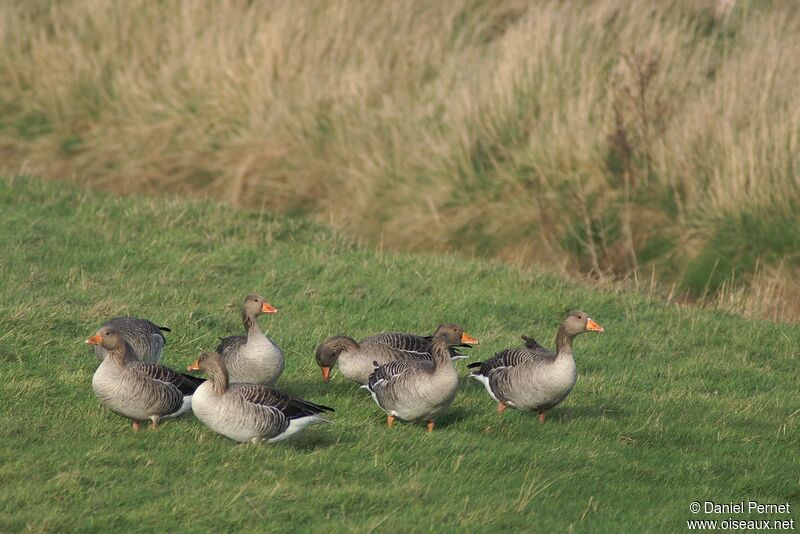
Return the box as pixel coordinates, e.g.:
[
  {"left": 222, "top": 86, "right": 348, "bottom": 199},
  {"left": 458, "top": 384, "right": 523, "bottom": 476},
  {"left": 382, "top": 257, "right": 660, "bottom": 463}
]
[
  {"left": 367, "top": 332, "right": 431, "bottom": 353},
  {"left": 367, "top": 332, "right": 470, "bottom": 360},
  {"left": 467, "top": 344, "right": 555, "bottom": 377},
  {"left": 216, "top": 335, "right": 246, "bottom": 357},
  {"left": 131, "top": 362, "right": 204, "bottom": 395},
  {"left": 232, "top": 384, "right": 334, "bottom": 418}
]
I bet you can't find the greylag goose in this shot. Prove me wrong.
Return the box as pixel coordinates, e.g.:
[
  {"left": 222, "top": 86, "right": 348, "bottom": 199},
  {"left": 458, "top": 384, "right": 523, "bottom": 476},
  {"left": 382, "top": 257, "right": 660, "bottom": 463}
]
[
  {"left": 187, "top": 352, "right": 334, "bottom": 443},
  {"left": 468, "top": 311, "right": 604, "bottom": 423},
  {"left": 92, "top": 317, "right": 170, "bottom": 364},
  {"left": 365, "top": 324, "right": 478, "bottom": 432},
  {"left": 86, "top": 327, "right": 203, "bottom": 431},
  {"left": 215, "top": 293, "right": 283, "bottom": 385},
  {"left": 316, "top": 330, "right": 473, "bottom": 385}
]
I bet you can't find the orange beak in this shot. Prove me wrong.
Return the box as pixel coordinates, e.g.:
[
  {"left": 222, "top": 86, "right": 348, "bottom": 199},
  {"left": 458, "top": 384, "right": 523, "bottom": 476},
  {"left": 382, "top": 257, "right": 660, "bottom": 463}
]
[
  {"left": 461, "top": 332, "right": 479, "bottom": 345},
  {"left": 586, "top": 318, "right": 604, "bottom": 333},
  {"left": 321, "top": 366, "right": 331, "bottom": 382},
  {"left": 186, "top": 359, "right": 201, "bottom": 372},
  {"left": 85, "top": 333, "right": 102, "bottom": 345},
  {"left": 262, "top": 302, "right": 278, "bottom": 314}
]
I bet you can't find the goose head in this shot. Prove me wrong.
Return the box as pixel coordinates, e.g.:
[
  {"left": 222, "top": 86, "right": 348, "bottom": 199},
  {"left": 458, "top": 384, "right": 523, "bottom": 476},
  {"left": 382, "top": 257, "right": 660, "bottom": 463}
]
[
  {"left": 85, "top": 326, "right": 124, "bottom": 351},
  {"left": 432, "top": 323, "right": 479, "bottom": 347},
  {"left": 187, "top": 351, "right": 224, "bottom": 373},
  {"left": 187, "top": 351, "right": 229, "bottom": 392},
  {"left": 243, "top": 293, "right": 278, "bottom": 317},
  {"left": 315, "top": 336, "right": 359, "bottom": 382},
  {"left": 562, "top": 310, "right": 604, "bottom": 336}
]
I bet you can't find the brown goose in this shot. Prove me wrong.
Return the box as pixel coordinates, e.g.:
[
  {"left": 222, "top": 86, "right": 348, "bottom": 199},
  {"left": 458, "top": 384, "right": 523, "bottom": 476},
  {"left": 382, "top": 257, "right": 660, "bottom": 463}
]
[
  {"left": 214, "top": 293, "right": 283, "bottom": 385},
  {"left": 316, "top": 331, "right": 473, "bottom": 385},
  {"left": 92, "top": 317, "right": 170, "bottom": 364},
  {"left": 468, "top": 311, "right": 603, "bottom": 423},
  {"left": 187, "top": 352, "right": 334, "bottom": 443},
  {"left": 365, "top": 324, "right": 478, "bottom": 432},
  {"left": 86, "top": 327, "right": 203, "bottom": 431}
]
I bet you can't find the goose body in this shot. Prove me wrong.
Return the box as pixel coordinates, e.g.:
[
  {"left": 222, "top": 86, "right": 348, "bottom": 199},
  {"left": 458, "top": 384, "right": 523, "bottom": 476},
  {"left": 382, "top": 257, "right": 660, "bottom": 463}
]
[
  {"left": 316, "top": 331, "right": 471, "bottom": 385},
  {"left": 217, "top": 294, "right": 283, "bottom": 385},
  {"left": 188, "top": 352, "right": 333, "bottom": 443},
  {"left": 469, "top": 311, "right": 603, "bottom": 422},
  {"left": 93, "top": 317, "right": 170, "bottom": 364},
  {"left": 365, "top": 324, "right": 477, "bottom": 431},
  {"left": 87, "top": 327, "right": 202, "bottom": 430}
]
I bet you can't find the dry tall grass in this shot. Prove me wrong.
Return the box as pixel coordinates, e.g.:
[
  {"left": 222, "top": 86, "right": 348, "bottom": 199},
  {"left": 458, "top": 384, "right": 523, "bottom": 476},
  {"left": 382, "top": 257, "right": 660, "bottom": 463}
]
[{"left": 2, "top": 0, "right": 799, "bottom": 320}]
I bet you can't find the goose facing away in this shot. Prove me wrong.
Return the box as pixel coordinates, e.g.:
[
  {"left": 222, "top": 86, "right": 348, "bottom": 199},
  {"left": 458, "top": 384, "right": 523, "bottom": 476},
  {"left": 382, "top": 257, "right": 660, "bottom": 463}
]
[
  {"left": 365, "top": 324, "right": 478, "bottom": 432},
  {"left": 93, "top": 317, "right": 170, "bottom": 364},
  {"left": 187, "top": 352, "right": 334, "bottom": 443},
  {"left": 215, "top": 293, "right": 283, "bottom": 386},
  {"left": 468, "top": 311, "right": 603, "bottom": 423},
  {"left": 315, "top": 331, "right": 474, "bottom": 385},
  {"left": 86, "top": 327, "right": 203, "bottom": 431}
]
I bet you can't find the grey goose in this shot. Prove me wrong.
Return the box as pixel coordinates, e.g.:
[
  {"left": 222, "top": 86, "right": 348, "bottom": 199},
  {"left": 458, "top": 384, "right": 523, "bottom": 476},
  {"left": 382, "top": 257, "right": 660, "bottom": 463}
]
[
  {"left": 86, "top": 327, "right": 203, "bottom": 431},
  {"left": 365, "top": 324, "right": 478, "bottom": 432},
  {"left": 468, "top": 311, "right": 604, "bottom": 423},
  {"left": 215, "top": 293, "right": 284, "bottom": 385},
  {"left": 187, "top": 352, "right": 333, "bottom": 443}
]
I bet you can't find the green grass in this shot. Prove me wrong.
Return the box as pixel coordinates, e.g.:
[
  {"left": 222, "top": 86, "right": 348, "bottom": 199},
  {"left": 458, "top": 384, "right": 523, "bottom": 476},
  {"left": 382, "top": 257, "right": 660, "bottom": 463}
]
[{"left": 1, "top": 177, "right": 798, "bottom": 532}]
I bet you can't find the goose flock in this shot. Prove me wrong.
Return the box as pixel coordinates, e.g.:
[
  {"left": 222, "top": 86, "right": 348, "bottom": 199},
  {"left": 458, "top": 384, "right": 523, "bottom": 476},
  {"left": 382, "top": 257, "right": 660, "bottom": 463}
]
[{"left": 85, "top": 293, "right": 604, "bottom": 442}]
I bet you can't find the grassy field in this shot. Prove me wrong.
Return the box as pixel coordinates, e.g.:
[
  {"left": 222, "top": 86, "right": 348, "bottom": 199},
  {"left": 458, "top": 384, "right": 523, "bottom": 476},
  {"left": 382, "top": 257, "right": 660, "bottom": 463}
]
[
  {"left": 1, "top": 176, "right": 797, "bottom": 532},
  {"left": 2, "top": 1, "right": 800, "bottom": 320}
]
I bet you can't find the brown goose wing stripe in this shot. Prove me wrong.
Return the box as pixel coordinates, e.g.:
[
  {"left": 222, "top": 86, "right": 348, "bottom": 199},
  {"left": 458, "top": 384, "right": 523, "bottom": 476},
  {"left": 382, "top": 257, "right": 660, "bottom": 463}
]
[
  {"left": 367, "top": 332, "right": 431, "bottom": 353},
  {"left": 367, "top": 359, "right": 431, "bottom": 390},
  {"left": 368, "top": 332, "right": 471, "bottom": 359},
  {"left": 468, "top": 346, "right": 556, "bottom": 376},
  {"left": 132, "top": 362, "right": 204, "bottom": 396},
  {"left": 232, "top": 384, "right": 334, "bottom": 418},
  {"left": 216, "top": 335, "right": 246, "bottom": 356},
  {"left": 365, "top": 342, "right": 434, "bottom": 363}
]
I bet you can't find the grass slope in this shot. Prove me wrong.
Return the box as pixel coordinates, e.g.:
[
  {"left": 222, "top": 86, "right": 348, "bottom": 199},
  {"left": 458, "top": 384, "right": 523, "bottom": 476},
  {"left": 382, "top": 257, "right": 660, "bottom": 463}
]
[{"left": 1, "top": 177, "right": 797, "bottom": 532}]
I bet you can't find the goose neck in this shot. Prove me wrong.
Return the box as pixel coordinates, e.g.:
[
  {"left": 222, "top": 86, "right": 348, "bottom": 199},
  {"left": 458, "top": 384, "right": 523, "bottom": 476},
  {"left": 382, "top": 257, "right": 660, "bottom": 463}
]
[
  {"left": 431, "top": 340, "right": 453, "bottom": 367},
  {"left": 208, "top": 364, "right": 229, "bottom": 394},
  {"left": 555, "top": 326, "right": 575, "bottom": 359},
  {"left": 242, "top": 310, "right": 262, "bottom": 335}
]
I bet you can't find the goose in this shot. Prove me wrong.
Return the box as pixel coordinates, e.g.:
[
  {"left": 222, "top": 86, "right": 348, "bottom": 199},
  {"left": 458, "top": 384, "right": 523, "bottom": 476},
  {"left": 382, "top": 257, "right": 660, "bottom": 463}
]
[
  {"left": 364, "top": 324, "right": 478, "bottom": 432},
  {"left": 468, "top": 311, "right": 603, "bottom": 423},
  {"left": 92, "top": 316, "right": 170, "bottom": 364},
  {"left": 215, "top": 293, "right": 283, "bottom": 385},
  {"left": 316, "top": 330, "right": 473, "bottom": 385},
  {"left": 86, "top": 326, "right": 203, "bottom": 431},
  {"left": 187, "top": 352, "right": 334, "bottom": 443}
]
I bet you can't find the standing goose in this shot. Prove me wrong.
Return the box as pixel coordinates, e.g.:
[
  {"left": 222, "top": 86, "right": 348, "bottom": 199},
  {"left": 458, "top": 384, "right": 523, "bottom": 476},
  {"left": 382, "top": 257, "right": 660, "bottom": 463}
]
[
  {"left": 365, "top": 324, "right": 478, "bottom": 432},
  {"left": 86, "top": 327, "right": 203, "bottom": 431},
  {"left": 216, "top": 293, "right": 283, "bottom": 385},
  {"left": 316, "top": 330, "right": 473, "bottom": 385},
  {"left": 92, "top": 317, "right": 170, "bottom": 364},
  {"left": 468, "top": 311, "right": 604, "bottom": 423},
  {"left": 187, "top": 352, "right": 334, "bottom": 443}
]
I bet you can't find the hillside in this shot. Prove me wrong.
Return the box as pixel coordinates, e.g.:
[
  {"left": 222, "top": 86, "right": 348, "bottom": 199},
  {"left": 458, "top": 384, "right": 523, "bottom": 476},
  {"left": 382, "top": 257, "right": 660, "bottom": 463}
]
[
  {"left": 2, "top": 1, "right": 800, "bottom": 319},
  {"left": 1, "top": 177, "right": 797, "bottom": 531}
]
